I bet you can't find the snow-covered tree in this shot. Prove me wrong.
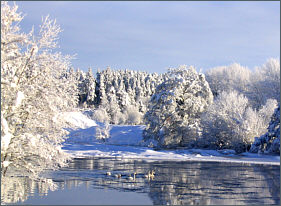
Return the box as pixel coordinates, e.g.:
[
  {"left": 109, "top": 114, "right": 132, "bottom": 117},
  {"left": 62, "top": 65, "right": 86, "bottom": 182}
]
[
  {"left": 64, "top": 67, "right": 80, "bottom": 108},
  {"left": 250, "top": 104, "right": 280, "bottom": 155},
  {"left": 95, "top": 70, "right": 108, "bottom": 107},
  {"left": 90, "top": 67, "right": 164, "bottom": 125},
  {"left": 205, "top": 63, "right": 251, "bottom": 97},
  {"left": 143, "top": 65, "right": 213, "bottom": 148},
  {"left": 242, "top": 99, "right": 278, "bottom": 140},
  {"left": 75, "top": 68, "right": 87, "bottom": 106},
  {"left": 84, "top": 68, "right": 96, "bottom": 106},
  {"left": 205, "top": 59, "right": 280, "bottom": 109},
  {"left": 250, "top": 58, "right": 280, "bottom": 108},
  {"left": 200, "top": 91, "right": 250, "bottom": 152},
  {"left": 1, "top": 2, "right": 77, "bottom": 180},
  {"left": 200, "top": 91, "right": 277, "bottom": 153},
  {"left": 106, "top": 85, "right": 124, "bottom": 124}
]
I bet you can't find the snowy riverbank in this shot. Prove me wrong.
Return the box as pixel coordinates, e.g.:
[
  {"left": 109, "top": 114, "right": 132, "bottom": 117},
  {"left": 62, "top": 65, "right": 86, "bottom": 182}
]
[{"left": 62, "top": 112, "right": 280, "bottom": 166}]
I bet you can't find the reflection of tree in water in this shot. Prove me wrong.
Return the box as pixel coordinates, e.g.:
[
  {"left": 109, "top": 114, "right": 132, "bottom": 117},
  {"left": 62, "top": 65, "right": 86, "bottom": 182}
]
[
  {"left": 2, "top": 157, "right": 279, "bottom": 205},
  {"left": 1, "top": 176, "right": 56, "bottom": 204},
  {"left": 253, "top": 164, "right": 280, "bottom": 203},
  {"left": 53, "top": 158, "right": 155, "bottom": 193},
  {"left": 147, "top": 162, "right": 280, "bottom": 205},
  {"left": 53, "top": 157, "right": 279, "bottom": 205}
]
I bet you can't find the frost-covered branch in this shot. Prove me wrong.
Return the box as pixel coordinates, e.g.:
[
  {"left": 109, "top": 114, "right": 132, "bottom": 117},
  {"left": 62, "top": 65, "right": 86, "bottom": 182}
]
[{"left": 1, "top": 1, "right": 78, "bottom": 182}]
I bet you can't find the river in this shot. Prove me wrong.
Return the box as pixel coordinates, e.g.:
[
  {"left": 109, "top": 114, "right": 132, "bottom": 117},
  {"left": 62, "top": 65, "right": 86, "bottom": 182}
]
[{"left": 2, "top": 157, "right": 280, "bottom": 205}]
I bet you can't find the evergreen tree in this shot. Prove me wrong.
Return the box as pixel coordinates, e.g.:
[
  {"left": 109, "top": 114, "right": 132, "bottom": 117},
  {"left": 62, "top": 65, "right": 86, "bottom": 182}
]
[
  {"left": 84, "top": 68, "right": 96, "bottom": 106},
  {"left": 250, "top": 104, "right": 280, "bottom": 154}
]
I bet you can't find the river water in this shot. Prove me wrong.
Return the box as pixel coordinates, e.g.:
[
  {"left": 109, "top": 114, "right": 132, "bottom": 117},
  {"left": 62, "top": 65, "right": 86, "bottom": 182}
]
[{"left": 2, "top": 157, "right": 280, "bottom": 205}]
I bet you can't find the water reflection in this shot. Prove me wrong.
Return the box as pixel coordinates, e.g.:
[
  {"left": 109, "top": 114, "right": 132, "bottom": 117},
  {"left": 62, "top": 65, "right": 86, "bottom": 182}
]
[
  {"left": 53, "top": 157, "right": 280, "bottom": 205},
  {"left": 1, "top": 176, "right": 56, "bottom": 204},
  {"left": 2, "top": 157, "right": 280, "bottom": 205}
]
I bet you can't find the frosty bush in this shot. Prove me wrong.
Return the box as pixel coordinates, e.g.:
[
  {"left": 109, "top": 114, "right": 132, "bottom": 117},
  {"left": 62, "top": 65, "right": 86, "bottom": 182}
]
[
  {"left": 143, "top": 65, "right": 213, "bottom": 148},
  {"left": 95, "top": 122, "right": 111, "bottom": 141},
  {"left": 250, "top": 104, "right": 280, "bottom": 154},
  {"left": 1, "top": 2, "right": 77, "bottom": 179},
  {"left": 200, "top": 91, "right": 277, "bottom": 153},
  {"left": 92, "top": 103, "right": 142, "bottom": 125},
  {"left": 125, "top": 105, "right": 143, "bottom": 125},
  {"left": 92, "top": 107, "right": 110, "bottom": 123}
]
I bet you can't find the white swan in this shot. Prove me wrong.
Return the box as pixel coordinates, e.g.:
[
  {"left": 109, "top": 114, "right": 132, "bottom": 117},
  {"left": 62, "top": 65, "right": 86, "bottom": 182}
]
[
  {"left": 145, "top": 170, "right": 155, "bottom": 179},
  {"left": 114, "top": 174, "right": 122, "bottom": 178},
  {"left": 127, "top": 172, "right": 137, "bottom": 181},
  {"left": 127, "top": 175, "right": 134, "bottom": 181}
]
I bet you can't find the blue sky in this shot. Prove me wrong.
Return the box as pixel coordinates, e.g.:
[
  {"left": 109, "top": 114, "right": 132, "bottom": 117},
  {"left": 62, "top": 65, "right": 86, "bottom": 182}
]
[{"left": 15, "top": 1, "right": 280, "bottom": 73}]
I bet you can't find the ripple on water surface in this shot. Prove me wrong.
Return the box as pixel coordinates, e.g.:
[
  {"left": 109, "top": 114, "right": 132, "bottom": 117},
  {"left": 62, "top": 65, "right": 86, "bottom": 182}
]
[{"left": 2, "top": 157, "right": 280, "bottom": 205}]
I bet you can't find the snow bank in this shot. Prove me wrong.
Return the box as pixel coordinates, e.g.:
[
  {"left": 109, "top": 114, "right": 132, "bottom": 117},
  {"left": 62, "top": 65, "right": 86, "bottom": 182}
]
[
  {"left": 65, "top": 124, "right": 144, "bottom": 146},
  {"left": 64, "top": 126, "right": 98, "bottom": 144},
  {"left": 62, "top": 114, "right": 279, "bottom": 166},
  {"left": 60, "top": 112, "right": 97, "bottom": 129},
  {"left": 63, "top": 143, "right": 280, "bottom": 165},
  {"left": 107, "top": 125, "right": 145, "bottom": 146}
]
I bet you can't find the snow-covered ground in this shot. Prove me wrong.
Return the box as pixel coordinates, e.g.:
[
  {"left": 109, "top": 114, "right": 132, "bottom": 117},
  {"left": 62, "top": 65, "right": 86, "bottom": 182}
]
[
  {"left": 58, "top": 111, "right": 97, "bottom": 129},
  {"left": 62, "top": 112, "right": 280, "bottom": 166}
]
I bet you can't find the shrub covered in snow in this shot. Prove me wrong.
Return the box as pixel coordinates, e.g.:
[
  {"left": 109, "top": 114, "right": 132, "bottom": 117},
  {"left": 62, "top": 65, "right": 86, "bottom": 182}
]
[
  {"left": 95, "top": 122, "right": 111, "bottom": 141},
  {"left": 124, "top": 105, "right": 143, "bottom": 125},
  {"left": 92, "top": 107, "right": 110, "bottom": 123},
  {"left": 250, "top": 104, "right": 280, "bottom": 155},
  {"left": 143, "top": 65, "right": 213, "bottom": 148}
]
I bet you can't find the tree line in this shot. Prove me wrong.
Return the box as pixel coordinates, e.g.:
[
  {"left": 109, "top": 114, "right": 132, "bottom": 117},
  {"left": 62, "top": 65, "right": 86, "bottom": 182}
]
[{"left": 67, "top": 58, "right": 279, "bottom": 154}]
